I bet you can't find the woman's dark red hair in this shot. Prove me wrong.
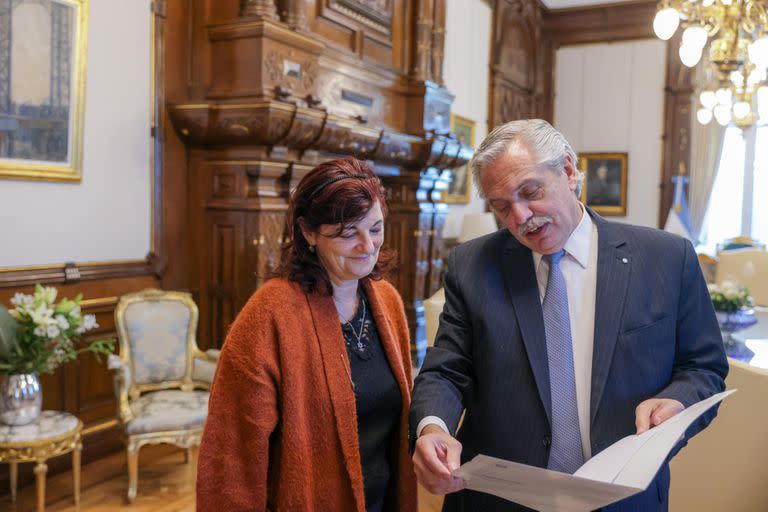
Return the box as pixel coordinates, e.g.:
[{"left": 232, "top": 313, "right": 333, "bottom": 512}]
[{"left": 277, "top": 158, "right": 396, "bottom": 294}]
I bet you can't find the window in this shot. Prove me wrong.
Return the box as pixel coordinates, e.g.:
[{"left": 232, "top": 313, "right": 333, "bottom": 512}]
[{"left": 699, "top": 125, "right": 766, "bottom": 253}]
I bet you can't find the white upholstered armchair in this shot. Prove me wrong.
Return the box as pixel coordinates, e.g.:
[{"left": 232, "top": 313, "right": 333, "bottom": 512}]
[{"left": 109, "top": 289, "right": 220, "bottom": 502}]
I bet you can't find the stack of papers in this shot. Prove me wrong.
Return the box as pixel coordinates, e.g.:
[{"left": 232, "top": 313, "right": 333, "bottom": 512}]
[{"left": 452, "top": 390, "right": 735, "bottom": 512}]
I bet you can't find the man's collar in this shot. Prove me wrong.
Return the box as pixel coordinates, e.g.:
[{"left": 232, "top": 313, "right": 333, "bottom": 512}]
[{"left": 533, "top": 203, "right": 593, "bottom": 270}]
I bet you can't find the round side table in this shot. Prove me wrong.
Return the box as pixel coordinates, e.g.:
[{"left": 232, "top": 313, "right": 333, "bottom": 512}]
[{"left": 0, "top": 411, "right": 83, "bottom": 512}]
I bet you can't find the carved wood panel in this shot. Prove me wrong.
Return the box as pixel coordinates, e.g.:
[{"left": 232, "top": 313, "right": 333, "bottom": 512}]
[
  {"left": 167, "top": 0, "right": 465, "bottom": 363},
  {"left": 489, "top": 0, "right": 545, "bottom": 129}
]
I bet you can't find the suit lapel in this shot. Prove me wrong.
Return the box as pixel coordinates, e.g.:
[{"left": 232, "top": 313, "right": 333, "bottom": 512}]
[
  {"left": 305, "top": 290, "right": 365, "bottom": 512},
  {"left": 501, "top": 237, "right": 552, "bottom": 424},
  {"left": 589, "top": 212, "right": 631, "bottom": 426}
]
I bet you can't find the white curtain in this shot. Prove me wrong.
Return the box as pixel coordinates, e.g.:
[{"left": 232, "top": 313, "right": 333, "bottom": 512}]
[{"left": 688, "top": 58, "right": 725, "bottom": 242}]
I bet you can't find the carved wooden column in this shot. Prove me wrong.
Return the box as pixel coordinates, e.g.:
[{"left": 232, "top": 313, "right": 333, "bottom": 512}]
[
  {"left": 278, "top": 0, "right": 307, "bottom": 30},
  {"left": 431, "top": 0, "right": 446, "bottom": 85},
  {"left": 413, "top": 0, "right": 434, "bottom": 81},
  {"left": 240, "top": 0, "right": 279, "bottom": 19}
]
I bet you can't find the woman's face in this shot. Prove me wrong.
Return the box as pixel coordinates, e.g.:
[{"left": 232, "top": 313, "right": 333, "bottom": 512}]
[{"left": 302, "top": 201, "right": 385, "bottom": 286}]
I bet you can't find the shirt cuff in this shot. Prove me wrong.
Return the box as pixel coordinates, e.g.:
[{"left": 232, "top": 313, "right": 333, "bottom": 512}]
[{"left": 416, "top": 416, "right": 450, "bottom": 437}]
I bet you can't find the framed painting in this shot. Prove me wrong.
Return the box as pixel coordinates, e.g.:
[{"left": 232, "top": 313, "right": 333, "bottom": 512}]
[
  {"left": 0, "top": 0, "right": 88, "bottom": 182},
  {"left": 446, "top": 113, "right": 476, "bottom": 204},
  {"left": 578, "top": 152, "right": 628, "bottom": 216}
]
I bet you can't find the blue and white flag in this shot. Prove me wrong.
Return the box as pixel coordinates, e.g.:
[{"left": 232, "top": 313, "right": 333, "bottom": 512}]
[{"left": 664, "top": 175, "right": 693, "bottom": 242}]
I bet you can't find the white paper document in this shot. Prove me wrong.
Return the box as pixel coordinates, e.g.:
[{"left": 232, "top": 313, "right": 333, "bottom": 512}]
[{"left": 452, "top": 390, "right": 735, "bottom": 512}]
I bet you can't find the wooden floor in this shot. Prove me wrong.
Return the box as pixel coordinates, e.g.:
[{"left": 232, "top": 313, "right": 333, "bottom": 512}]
[{"left": 0, "top": 445, "right": 444, "bottom": 511}]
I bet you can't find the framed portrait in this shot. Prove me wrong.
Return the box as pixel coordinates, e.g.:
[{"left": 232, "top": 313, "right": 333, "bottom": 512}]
[
  {"left": 446, "top": 114, "right": 476, "bottom": 204},
  {"left": 0, "top": 0, "right": 89, "bottom": 182},
  {"left": 578, "top": 152, "right": 628, "bottom": 216}
]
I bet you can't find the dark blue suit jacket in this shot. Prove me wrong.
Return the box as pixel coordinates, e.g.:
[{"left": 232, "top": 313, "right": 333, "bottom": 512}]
[{"left": 410, "top": 210, "right": 728, "bottom": 511}]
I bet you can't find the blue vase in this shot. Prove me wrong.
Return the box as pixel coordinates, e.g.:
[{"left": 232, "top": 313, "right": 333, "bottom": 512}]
[{"left": 716, "top": 309, "right": 758, "bottom": 347}]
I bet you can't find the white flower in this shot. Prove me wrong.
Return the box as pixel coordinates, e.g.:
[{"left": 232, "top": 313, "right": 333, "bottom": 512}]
[
  {"left": 55, "top": 315, "right": 70, "bottom": 330},
  {"left": 10, "top": 292, "right": 31, "bottom": 306},
  {"left": 70, "top": 305, "right": 81, "bottom": 319},
  {"left": 30, "top": 304, "right": 55, "bottom": 327},
  {"left": 82, "top": 314, "right": 98, "bottom": 331},
  {"left": 46, "top": 325, "right": 61, "bottom": 338},
  {"left": 34, "top": 326, "right": 46, "bottom": 337}
]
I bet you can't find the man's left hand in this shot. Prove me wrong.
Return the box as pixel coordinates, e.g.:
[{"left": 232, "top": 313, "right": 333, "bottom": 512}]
[{"left": 635, "top": 398, "right": 684, "bottom": 434}]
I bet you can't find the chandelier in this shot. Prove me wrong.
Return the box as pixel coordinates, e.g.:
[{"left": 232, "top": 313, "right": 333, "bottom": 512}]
[{"left": 653, "top": 0, "right": 768, "bottom": 129}]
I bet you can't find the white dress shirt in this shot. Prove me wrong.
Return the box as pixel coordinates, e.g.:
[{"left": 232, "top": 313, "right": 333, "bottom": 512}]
[{"left": 418, "top": 205, "right": 599, "bottom": 461}]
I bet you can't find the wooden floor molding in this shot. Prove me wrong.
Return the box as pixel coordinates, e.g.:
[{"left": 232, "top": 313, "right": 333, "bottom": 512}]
[{"left": 1, "top": 444, "right": 445, "bottom": 511}]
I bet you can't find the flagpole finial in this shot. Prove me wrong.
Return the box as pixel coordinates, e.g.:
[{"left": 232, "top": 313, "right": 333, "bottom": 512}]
[{"left": 677, "top": 161, "right": 687, "bottom": 176}]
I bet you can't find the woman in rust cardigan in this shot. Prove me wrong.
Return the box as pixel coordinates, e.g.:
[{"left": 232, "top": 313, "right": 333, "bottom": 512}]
[{"left": 197, "top": 158, "right": 417, "bottom": 512}]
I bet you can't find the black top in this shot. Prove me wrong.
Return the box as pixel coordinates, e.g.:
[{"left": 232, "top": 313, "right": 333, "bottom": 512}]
[{"left": 341, "top": 291, "right": 402, "bottom": 512}]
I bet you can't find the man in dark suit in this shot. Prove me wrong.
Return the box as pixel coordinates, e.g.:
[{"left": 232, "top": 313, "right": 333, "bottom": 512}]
[{"left": 410, "top": 119, "right": 728, "bottom": 511}]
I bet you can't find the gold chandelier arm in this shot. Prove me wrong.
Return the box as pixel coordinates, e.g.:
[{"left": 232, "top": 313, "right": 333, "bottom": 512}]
[{"left": 742, "top": 1, "right": 767, "bottom": 34}]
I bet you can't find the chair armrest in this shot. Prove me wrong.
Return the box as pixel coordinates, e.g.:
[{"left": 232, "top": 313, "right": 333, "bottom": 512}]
[
  {"left": 107, "top": 354, "right": 134, "bottom": 424},
  {"left": 192, "top": 349, "right": 221, "bottom": 386}
]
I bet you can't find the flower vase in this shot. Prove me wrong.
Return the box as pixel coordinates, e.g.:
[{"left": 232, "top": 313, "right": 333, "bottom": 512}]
[
  {"left": 0, "top": 373, "right": 42, "bottom": 425},
  {"left": 715, "top": 309, "right": 758, "bottom": 348}
]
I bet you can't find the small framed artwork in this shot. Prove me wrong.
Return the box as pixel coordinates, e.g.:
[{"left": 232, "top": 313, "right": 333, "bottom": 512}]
[
  {"left": 0, "top": 0, "right": 89, "bottom": 182},
  {"left": 446, "top": 114, "right": 476, "bottom": 204},
  {"left": 578, "top": 152, "right": 628, "bottom": 216}
]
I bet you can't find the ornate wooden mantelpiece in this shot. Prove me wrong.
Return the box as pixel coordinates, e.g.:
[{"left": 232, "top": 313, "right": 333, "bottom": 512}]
[
  {"left": 164, "top": 2, "right": 465, "bottom": 364},
  {"left": 169, "top": 102, "right": 467, "bottom": 169}
]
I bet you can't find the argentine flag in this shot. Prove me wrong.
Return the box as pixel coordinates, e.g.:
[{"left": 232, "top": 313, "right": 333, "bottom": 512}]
[{"left": 664, "top": 175, "right": 693, "bottom": 242}]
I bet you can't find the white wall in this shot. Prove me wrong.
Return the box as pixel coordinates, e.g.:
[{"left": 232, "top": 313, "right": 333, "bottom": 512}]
[
  {"left": 554, "top": 40, "right": 666, "bottom": 228},
  {"left": 0, "top": 0, "right": 151, "bottom": 267},
  {"left": 442, "top": 0, "right": 492, "bottom": 238}
]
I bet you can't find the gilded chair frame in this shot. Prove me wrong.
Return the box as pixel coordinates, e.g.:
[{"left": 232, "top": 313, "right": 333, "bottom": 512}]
[{"left": 112, "top": 288, "right": 218, "bottom": 502}]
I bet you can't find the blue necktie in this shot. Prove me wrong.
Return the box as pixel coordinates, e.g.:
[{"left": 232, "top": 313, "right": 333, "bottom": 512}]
[{"left": 543, "top": 250, "right": 584, "bottom": 474}]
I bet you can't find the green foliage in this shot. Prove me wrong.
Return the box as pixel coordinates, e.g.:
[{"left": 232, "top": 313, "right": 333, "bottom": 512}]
[
  {"left": 0, "top": 304, "right": 18, "bottom": 360},
  {"left": 708, "top": 282, "right": 753, "bottom": 313},
  {"left": 0, "top": 285, "right": 115, "bottom": 375}
]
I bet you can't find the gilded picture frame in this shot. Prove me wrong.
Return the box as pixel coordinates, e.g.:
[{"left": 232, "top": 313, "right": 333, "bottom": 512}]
[
  {"left": 446, "top": 114, "right": 476, "bottom": 204},
  {"left": 0, "top": 0, "right": 89, "bottom": 182},
  {"left": 578, "top": 152, "right": 628, "bottom": 216}
]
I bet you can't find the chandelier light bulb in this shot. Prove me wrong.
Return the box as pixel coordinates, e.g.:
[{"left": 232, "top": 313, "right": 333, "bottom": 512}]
[
  {"left": 722, "top": 0, "right": 733, "bottom": 5},
  {"left": 700, "top": 90, "right": 717, "bottom": 109},
  {"left": 748, "top": 38, "right": 768, "bottom": 69},
  {"left": 702, "top": 0, "right": 715, "bottom": 5},
  {"left": 730, "top": 70, "right": 745, "bottom": 88},
  {"left": 748, "top": 68, "right": 765, "bottom": 88},
  {"left": 733, "top": 101, "right": 751, "bottom": 119},
  {"left": 653, "top": 8, "right": 680, "bottom": 40},
  {"left": 679, "top": 43, "right": 702, "bottom": 67},
  {"left": 697, "top": 108, "right": 714, "bottom": 124},
  {"left": 682, "top": 26, "right": 708, "bottom": 49},
  {"left": 714, "top": 104, "right": 732, "bottom": 125},
  {"left": 716, "top": 87, "right": 733, "bottom": 107}
]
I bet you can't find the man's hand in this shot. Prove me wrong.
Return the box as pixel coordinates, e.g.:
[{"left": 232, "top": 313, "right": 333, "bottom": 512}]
[
  {"left": 635, "top": 398, "right": 685, "bottom": 434},
  {"left": 412, "top": 424, "right": 468, "bottom": 495}
]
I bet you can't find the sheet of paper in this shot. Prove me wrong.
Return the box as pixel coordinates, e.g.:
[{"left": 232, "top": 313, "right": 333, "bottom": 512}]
[
  {"left": 453, "top": 455, "right": 641, "bottom": 512},
  {"left": 575, "top": 389, "right": 736, "bottom": 487},
  {"left": 453, "top": 390, "right": 735, "bottom": 511}
]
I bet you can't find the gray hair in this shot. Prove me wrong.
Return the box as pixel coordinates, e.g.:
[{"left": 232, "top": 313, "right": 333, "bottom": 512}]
[{"left": 470, "top": 119, "right": 584, "bottom": 199}]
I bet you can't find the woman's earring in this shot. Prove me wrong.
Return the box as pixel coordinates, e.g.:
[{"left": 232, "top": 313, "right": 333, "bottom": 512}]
[{"left": 308, "top": 245, "right": 316, "bottom": 253}]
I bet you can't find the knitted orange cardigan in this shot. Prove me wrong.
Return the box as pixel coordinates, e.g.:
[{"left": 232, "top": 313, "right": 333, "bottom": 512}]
[{"left": 197, "top": 277, "right": 417, "bottom": 512}]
